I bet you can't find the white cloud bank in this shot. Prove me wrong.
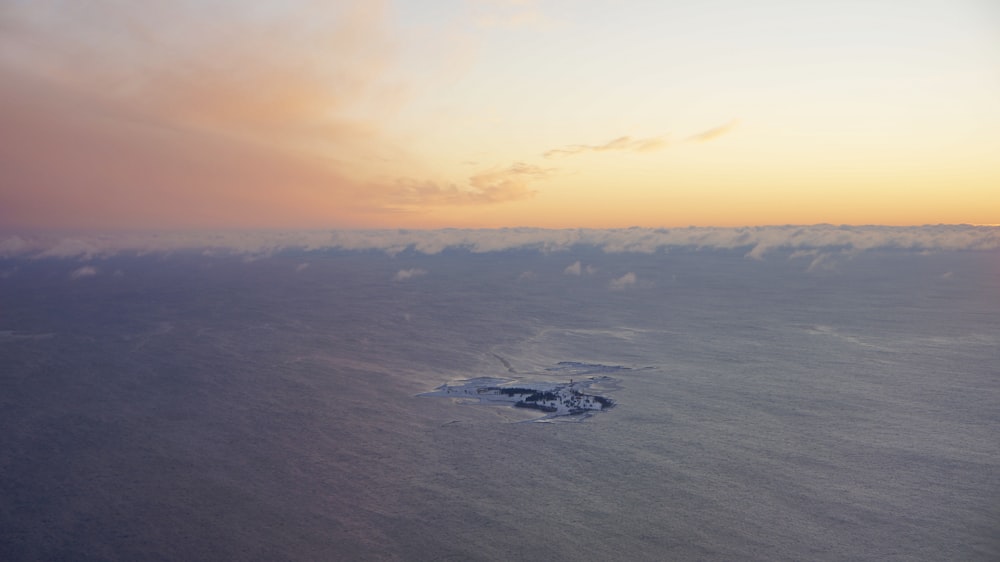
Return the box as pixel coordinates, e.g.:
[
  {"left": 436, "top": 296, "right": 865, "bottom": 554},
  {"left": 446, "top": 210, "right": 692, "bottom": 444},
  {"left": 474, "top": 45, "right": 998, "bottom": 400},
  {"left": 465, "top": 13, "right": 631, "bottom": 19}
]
[
  {"left": 609, "top": 272, "right": 637, "bottom": 290},
  {"left": 393, "top": 268, "right": 427, "bottom": 281},
  {"left": 69, "top": 265, "right": 97, "bottom": 279},
  {"left": 1, "top": 225, "right": 998, "bottom": 260},
  {"left": 564, "top": 260, "right": 597, "bottom": 275}
]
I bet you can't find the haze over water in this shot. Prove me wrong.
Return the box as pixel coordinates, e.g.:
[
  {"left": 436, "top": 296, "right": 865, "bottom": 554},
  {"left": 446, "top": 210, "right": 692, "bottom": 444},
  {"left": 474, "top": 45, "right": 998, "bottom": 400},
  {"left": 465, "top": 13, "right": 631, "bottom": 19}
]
[{"left": 2, "top": 229, "right": 998, "bottom": 560}]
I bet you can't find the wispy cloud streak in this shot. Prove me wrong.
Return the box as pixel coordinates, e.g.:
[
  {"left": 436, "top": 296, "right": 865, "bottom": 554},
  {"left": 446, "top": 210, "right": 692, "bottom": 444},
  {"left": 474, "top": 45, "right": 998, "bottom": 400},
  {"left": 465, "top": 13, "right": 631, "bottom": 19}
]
[
  {"left": 544, "top": 136, "right": 666, "bottom": 159},
  {"left": 685, "top": 120, "right": 739, "bottom": 143},
  {"left": 543, "top": 120, "right": 737, "bottom": 160},
  {"left": 389, "top": 163, "right": 552, "bottom": 206}
]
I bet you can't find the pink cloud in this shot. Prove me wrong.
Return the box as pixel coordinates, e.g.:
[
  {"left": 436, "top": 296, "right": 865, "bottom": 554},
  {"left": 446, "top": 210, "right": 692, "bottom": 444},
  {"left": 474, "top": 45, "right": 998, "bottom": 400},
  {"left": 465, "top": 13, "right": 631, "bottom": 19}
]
[{"left": 0, "top": 1, "right": 518, "bottom": 229}]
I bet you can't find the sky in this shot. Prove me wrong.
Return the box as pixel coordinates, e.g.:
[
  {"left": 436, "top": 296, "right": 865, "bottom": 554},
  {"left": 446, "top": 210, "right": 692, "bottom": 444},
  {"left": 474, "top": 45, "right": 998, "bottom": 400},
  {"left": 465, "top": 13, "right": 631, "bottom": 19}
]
[{"left": 1, "top": 0, "right": 998, "bottom": 230}]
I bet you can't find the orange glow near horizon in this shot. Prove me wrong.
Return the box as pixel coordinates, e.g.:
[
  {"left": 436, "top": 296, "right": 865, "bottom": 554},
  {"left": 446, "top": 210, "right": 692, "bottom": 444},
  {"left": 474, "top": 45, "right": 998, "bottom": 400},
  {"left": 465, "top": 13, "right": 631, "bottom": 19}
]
[{"left": 1, "top": 1, "right": 998, "bottom": 230}]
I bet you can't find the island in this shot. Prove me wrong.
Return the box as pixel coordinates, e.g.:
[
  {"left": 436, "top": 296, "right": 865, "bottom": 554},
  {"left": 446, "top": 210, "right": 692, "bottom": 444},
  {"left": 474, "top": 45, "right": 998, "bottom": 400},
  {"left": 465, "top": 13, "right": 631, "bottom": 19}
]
[{"left": 420, "top": 362, "right": 625, "bottom": 421}]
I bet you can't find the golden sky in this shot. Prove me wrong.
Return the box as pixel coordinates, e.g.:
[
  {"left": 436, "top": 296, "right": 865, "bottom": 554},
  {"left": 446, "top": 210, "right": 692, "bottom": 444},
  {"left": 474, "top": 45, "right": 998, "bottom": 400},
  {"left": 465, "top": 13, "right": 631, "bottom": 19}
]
[{"left": 1, "top": 0, "right": 998, "bottom": 230}]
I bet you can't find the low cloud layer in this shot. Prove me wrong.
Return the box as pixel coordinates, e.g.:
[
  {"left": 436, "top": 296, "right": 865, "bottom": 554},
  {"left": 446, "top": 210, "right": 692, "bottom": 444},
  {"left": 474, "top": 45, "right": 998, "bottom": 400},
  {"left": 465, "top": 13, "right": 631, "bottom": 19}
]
[{"left": 2, "top": 225, "right": 998, "bottom": 261}]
